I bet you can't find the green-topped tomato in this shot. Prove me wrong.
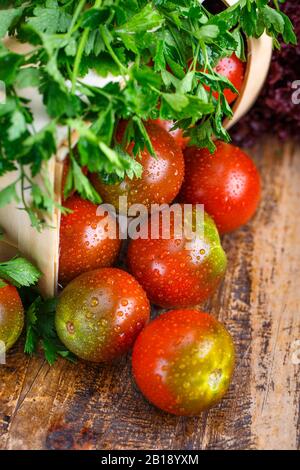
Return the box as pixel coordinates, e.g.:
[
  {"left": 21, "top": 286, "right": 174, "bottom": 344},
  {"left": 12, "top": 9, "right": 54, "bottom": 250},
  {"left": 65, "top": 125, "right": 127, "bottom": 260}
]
[
  {"left": 132, "top": 309, "right": 235, "bottom": 416},
  {"left": 90, "top": 121, "right": 184, "bottom": 213},
  {"left": 0, "top": 284, "right": 24, "bottom": 351},
  {"left": 55, "top": 268, "right": 150, "bottom": 362},
  {"left": 205, "top": 53, "right": 245, "bottom": 104},
  {"left": 151, "top": 119, "right": 189, "bottom": 149},
  {"left": 127, "top": 205, "right": 227, "bottom": 308}
]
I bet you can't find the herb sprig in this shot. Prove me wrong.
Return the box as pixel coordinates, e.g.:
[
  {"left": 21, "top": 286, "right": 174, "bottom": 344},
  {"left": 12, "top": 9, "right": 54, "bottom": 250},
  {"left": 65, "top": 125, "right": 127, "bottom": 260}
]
[
  {"left": 23, "top": 295, "right": 76, "bottom": 365},
  {"left": 0, "top": 227, "right": 42, "bottom": 287},
  {"left": 0, "top": 0, "right": 296, "bottom": 228}
]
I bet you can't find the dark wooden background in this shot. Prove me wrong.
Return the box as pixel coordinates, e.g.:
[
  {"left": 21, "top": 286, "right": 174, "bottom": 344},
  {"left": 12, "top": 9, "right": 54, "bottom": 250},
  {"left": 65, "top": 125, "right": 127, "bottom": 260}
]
[{"left": 0, "top": 139, "right": 299, "bottom": 450}]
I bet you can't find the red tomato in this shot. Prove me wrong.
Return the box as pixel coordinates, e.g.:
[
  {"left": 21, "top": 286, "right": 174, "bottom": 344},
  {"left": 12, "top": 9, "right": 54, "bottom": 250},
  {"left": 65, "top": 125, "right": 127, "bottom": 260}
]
[
  {"left": 205, "top": 53, "right": 244, "bottom": 104},
  {"left": 56, "top": 268, "right": 150, "bottom": 362},
  {"left": 132, "top": 309, "right": 235, "bottom": 416},
  {"left": 59, "top": 196, "right": 121, "bottom": 286},
  {"left": 151, "top": 119, "right": 189, "bottom": 149},
  {"left": 90, "top": 121, "right": 184, "bottom": 213},
  {"left": 0, "top": 284, "right": 24, "bottom": 351},
  {"left": 127, "top": 205, "right": 227, "bottom": 308},
  {"left": 180, "top": 141, "right": 261, "bottom": 233}
]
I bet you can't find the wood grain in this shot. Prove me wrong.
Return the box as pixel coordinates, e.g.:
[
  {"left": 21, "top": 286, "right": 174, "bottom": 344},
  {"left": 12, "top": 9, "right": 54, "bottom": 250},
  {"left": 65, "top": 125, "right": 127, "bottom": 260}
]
[{"left": 0, "top": 139, "right": 299, "bottom": 450}]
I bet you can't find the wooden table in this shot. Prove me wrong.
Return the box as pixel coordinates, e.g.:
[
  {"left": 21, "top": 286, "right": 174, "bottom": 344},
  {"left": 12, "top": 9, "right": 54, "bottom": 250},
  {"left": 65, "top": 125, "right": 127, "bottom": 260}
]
[{"left": 0, "top": 139, "right": 299, "bottom": 450}]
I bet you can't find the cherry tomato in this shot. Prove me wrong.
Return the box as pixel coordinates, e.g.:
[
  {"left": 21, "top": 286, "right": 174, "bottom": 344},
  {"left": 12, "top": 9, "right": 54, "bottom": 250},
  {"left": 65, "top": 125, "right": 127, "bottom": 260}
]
[
  {"left": 56, "top": 268, "right": 150, "bottom": 362},
  {"left": 0, "top": 284, "right": 24, "bottom": 351},
  {"left": 90, "top": 121, "right": 184, "bottom": 213},
  {"left": 180, "top": 141, "right": 261, "bottom": 233},
  {"left": 132, "top": 309, "right": 235, "bottom": 416},
  {"left": 127, "top": 205, "right": 227, "bottom": 308},
  {"left": 205, "top": 53, "right": 245, "bottom": 104},
  {"left": 59, "top": 196, "right": 121, "bottom": 286},
  {"left": 151, "top": 119, "right": 189, "bottom": 149}
]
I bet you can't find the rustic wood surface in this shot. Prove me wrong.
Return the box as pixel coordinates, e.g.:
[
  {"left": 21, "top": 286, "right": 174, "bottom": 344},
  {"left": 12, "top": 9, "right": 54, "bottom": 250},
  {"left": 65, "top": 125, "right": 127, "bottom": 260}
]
[{"left": 0, "top": 139, "right": 299, "bottom": 450}]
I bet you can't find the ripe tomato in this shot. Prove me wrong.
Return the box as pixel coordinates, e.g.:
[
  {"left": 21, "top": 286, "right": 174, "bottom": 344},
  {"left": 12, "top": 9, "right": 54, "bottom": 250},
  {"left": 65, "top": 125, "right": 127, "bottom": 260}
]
[
  {"left": 151, "top": 119, "right": 189, "bottom": 149},
  {"left": 59, "top": 196, "right": 121, "bottom": 286},
  {"left": 90, "top": 121, "right": 184, "bottom": 213},
  {"left": 180, "top": 141, "right": 261, "bottom": 234},
  {"left": 55, "top": 268, "right": 150, "bottom": 362},
  {"left": 0, "top": 284, "right": 24, "bottom": 351},
  {"left": 132, "top": 309, "right": 235, "bottom": 416},
  {"left": 205, "top": 53, "right": 244, "bottom": 104},
  {"left": 127, "top": 205, "right": 227, "bottom": 308}
]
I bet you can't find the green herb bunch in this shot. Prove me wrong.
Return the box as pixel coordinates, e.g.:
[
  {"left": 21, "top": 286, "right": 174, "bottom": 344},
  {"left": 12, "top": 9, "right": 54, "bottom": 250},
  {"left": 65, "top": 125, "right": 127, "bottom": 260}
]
[{"left": 0, "top": 0, "right": 296, "bottom": 228}]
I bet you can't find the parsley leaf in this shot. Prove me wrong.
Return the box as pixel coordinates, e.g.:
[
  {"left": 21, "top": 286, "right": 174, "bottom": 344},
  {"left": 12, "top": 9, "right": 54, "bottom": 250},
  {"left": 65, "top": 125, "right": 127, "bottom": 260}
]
[
  {"left": 0, "top": 7, "right": 24, "bottom": 39},
  {"left": 28, "top": 3, "right": 71, "bottom": 35},
  {"left": 0, "top": 181, "right": 20, "bottom": 208},
  {"left": 24, "top": 295, "right": 76, "bottom": 365},
  {"left": 0, "top": 256, "right": 41, "bottom": 288}
]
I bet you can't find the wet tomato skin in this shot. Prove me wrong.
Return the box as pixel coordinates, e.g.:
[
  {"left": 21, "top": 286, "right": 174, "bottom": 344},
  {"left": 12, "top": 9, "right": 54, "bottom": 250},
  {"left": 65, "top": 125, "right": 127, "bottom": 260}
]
[
  {"left": 132, "top": 309, "right": 235, "bottom": 416},
  {"left": 127, "top": 205, "right": 227, "bottom": 308},
  {"left": 90, "top": 121, "right": 184, "bottom": 213},
  {"left": 56, "top": 268, "right": 150, "bottom": 362},
  {"left": 206, "top": 53, "right": 245, "bottom": 104},
  {"left": 0, "top": 284, "right": 24, "bottom": 351},
  {"left": 59, "top": 196, "right": 121, "bottom": 286},
  {"left": 180, "top": 141, "right": 261, "bottom": 234},
  {"left": 151, "top": 120, "right": 189, "bottom": 149}
]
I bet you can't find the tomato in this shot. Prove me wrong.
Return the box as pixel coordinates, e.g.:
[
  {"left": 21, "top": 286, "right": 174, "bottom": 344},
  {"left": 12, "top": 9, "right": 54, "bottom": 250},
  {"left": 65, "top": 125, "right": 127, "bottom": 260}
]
[
  {"left": 90, "top": 121, "right": 184, "bottom": 213},
  {"left": 205, "top": 53, "right": 245, "bottom": 104},
  {"left": 59, "top": 196, "right": 121, "bottom": 286},
  {"left": 151, "top": 119, "right": 189, "bottom": 149},
  {"left": 55, "top": 268, "right": 150, "bottom": 362},
  {"left": 132, "top": 309, "right": 235, "bottom": 416},
  {"left": 180, "top": 141, "right": 261, "bottom": 233},
  {"left": 127, "top": 205, "right": 227, "bottom": 308},
  {"left": 0, "top": 284, "right": 24, "bottom": 351}
]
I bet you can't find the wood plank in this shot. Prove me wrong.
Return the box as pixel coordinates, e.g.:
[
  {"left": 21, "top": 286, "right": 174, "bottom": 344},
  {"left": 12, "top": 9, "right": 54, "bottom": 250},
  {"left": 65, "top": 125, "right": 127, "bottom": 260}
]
[{"left": 0, "top": 140, "right": 299, "bottom": 450}]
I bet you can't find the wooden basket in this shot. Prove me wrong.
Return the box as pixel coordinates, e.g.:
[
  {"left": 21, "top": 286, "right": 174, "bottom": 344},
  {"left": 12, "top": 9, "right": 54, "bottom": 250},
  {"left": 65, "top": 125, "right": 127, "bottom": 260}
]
[{"left": 0, "top": 27, "right": 273, "bottom": 298}]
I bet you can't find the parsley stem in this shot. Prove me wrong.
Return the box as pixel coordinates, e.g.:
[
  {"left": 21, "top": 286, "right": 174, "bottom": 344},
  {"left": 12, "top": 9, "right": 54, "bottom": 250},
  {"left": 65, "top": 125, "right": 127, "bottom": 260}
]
[
  {"left": 68, "top": 126, "right": 74, "bottom": 159},
  {"left": 100, "top": 26, "right": 128, "bottom": 75},
  {"left": 68, "top": 0, "right": 87, "bottom": 35},
  {"left": 71, "top": 28, "right": 90, "bottom": 93},
  {"left": 273, "top": 0, "right": 280, "bottom": 12},
  {"left": 20, "top": 166, "right": 29, "bottom": 214},
  {"left": 71, "top": 0, "right": 103, "bottom": 93}
]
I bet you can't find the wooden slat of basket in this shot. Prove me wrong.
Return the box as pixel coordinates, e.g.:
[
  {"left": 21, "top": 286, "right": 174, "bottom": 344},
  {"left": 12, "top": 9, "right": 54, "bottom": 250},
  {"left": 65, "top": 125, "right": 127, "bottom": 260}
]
[{"left": 0, "top": 158, "right": 63, "bottom": 298}]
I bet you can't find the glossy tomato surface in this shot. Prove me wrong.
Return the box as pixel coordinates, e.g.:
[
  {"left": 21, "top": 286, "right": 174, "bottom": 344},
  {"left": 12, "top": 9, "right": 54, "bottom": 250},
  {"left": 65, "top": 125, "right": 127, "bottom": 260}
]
[
  {"left": 0, "top": 284, "right": 24, "bottom": 351},
  {"left": 59, "top": 196, "right": 121, "bottom": 286},
  {"left": 132, "top": 309, "right": 235, "bottom": 416},
  {"left": 56, "top": 268, "right": 150, "bottom": 362},
  {"left": 206, "top": 53, "right": 245, "bottom": 104},
  {"left": 180, "top": 141, "right": 261, "bottom": 233},
  {"left": 127, "top": 205, "right": 227, "bottom": 308},
  {"left": 90, "top": 121, "right": 184, "bottom": 213},
  {"left": 151, "top": 119, "right": 189, "bottom": 149}
]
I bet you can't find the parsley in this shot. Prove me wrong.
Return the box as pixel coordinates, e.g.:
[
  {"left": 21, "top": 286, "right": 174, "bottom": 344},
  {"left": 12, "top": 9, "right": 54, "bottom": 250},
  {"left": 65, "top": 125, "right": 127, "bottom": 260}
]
[
  {"left": 0, "top": 0, "right": 296, "bottom": 227},
  {"left": 24, "top": 295, "right": 76, "bottom": 365},
  {"left": 0, "top": 227, "right": 42, "bottom": 287},
  {"left": 0, "top": 256, "right": 41, "bottom": 288}
]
